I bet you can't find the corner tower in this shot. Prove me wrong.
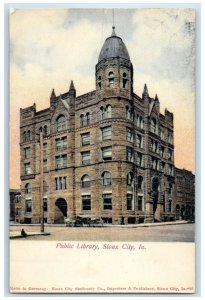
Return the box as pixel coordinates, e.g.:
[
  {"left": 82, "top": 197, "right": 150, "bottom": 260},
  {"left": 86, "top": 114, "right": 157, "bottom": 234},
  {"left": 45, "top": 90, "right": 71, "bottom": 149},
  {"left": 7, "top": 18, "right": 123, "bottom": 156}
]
[{"left": 96, "top": 27, "right": 133, "bottom": 101}]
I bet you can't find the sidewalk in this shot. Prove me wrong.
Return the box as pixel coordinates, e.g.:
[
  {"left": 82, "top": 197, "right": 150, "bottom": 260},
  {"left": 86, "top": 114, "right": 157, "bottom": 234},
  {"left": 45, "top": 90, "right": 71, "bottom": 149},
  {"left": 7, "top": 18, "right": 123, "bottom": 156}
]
[{"left": 10, "top": 231, "right": 50, "bottom": 239}]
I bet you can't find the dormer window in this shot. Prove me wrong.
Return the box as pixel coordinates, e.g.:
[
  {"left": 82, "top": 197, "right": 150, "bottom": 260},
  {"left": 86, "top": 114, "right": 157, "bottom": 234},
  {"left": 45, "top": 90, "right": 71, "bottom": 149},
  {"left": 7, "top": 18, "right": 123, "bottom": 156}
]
[
  {"left": 108, "top": 72, "right": 114, "bottom": 88},
  {"left": 123, "top": 72, "right": 128, "bottom": 88},
  {"left": 98, "top": 76, "right": 102, "bottom": 89},
  {"left": 56, "top": 115, "right": 67, "bottom": 132}
]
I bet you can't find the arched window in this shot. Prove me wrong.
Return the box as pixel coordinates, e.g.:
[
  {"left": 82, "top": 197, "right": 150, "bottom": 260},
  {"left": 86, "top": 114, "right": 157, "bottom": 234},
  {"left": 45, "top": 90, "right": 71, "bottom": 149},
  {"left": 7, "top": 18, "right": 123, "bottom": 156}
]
[
  {"left": 127, "top": 172, "right": 133, "bottom": 186},
  {"left": 80, "top": 114, "right": 84, "bottom": 127},
  {"left": 56, "top": 115, "right": 67, "bottom": 132},
  {"left": 123, "top": 72, "right": 128, "bottom": 88},
  {"left": 27, "top": 130, "right": 31, "bottom": 141},
  {"left": 44, "top": 125, "right": 48, "bottom": 137},
  {"left": 86, "top": 112, "right": 90, "bottom": 125},
  {"left": 102, "top": 171, "right": 112, "bottom": 186},
  {"left": 81, "top": 174, "right": 91, "bottom": 188},
  {"left": 106, "top": 105, "right": 112, "bottom": 118},
  {"left": 39, "top": 127, "right": 43, "bottom": 133},
  {"left": 151, "top": 118, "right": 157, "bottom": 134},
  {"left": 98, "top": 76, "right": 102, "bottom": 89},
  {"left": 25, "top": 183, "right": 32, "bottom": 194},
  {"left": 138, "top": 176, "right": 143, "bottom": 190},
  {"left": 23, "top": 131, "right": 27, "bottom": 142},
  {"left": 100, "top": 107, "right": 105, "bottom": 120},
  {"left": 108, "top": 71, "right": 114, "bottom": 88}
]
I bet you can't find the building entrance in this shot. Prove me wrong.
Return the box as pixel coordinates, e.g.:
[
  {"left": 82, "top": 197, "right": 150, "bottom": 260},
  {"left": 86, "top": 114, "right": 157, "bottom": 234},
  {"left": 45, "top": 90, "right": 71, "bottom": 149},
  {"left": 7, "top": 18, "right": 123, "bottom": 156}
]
[{"left": 54, "top": 198, "right": 67, "bottom": 224}]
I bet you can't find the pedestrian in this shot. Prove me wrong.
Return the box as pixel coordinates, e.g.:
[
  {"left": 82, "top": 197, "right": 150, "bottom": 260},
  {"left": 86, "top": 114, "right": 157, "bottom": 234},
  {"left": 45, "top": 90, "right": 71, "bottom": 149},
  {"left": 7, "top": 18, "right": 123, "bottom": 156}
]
[{"left": 21, "top": 228, "right": 27, "bottom": 237}]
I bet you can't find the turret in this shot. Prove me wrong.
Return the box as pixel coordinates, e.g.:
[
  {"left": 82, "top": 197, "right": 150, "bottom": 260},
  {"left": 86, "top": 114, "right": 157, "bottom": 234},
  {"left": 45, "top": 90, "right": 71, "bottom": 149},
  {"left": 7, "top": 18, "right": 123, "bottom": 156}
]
[{"left": 68, "top": 80, "right": 76, "bottom": 98}]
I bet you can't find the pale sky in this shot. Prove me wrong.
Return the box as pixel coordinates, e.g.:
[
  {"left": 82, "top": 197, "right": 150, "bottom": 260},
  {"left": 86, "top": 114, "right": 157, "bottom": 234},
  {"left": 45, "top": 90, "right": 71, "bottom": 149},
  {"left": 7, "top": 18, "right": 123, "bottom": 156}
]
[{"left": 10, "top": 8, "right": 195, "bottom": 188}]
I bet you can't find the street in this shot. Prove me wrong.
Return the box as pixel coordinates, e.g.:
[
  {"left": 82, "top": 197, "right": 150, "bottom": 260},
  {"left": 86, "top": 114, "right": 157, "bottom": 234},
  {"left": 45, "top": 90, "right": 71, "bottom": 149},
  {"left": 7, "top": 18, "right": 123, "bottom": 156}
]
[{"left": 10, "top": 223, "right": 194, "bottom": 242}]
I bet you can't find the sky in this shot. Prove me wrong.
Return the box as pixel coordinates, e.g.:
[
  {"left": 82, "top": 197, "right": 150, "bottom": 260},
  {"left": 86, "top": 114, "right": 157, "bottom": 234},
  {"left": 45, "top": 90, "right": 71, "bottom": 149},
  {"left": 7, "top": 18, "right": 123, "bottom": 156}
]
[{"left": 9, "top": 8, "right": 195, "bottom": 188}]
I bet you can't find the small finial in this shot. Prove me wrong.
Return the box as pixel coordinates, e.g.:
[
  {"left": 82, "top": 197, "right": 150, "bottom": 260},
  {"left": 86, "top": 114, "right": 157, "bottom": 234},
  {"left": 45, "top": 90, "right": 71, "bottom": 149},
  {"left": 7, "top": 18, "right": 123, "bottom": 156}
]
[
  {"left": 69, "top": 80, "right": 75, "bottom": 91},
  {"left": 50, "top": 88, "right": 56, "bottom": 99},
  {"left": 143, "top": 83, "right": 149, "bottom": 97},
  {"left": 155, "top": 94, "right": 159, "bottom": 101}
]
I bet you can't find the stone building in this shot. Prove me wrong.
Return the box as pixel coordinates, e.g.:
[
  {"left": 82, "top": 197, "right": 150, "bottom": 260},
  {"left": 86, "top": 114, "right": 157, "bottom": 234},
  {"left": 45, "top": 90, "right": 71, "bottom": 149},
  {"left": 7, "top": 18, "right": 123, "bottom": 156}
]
[
  {"left": 175, "top": 168, "right": 195, "bottom": 221},
  {"left": 19, "top": 27, "right": 186, "bottom": 225},
  {"left": 9, "top": 189, "right": 21, "bottom": 221}
]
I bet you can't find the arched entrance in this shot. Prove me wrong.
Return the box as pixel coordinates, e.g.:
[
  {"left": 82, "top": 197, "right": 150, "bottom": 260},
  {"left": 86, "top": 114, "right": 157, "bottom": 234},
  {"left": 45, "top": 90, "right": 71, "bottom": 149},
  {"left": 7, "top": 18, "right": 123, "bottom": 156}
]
[{"left": 54, "top": 198, "right": 67, "bottom": 224}]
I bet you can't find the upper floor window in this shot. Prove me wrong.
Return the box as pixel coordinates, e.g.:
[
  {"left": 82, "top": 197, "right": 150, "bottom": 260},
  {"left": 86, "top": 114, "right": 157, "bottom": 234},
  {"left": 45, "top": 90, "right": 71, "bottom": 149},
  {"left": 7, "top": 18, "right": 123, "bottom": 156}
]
[
  {"left": 108, "top": 71, "right": 114, "bottom": 88},
  {"left": 98, "top": 76, "right": 102, "bottom": 89},
  {"left": 24, "top": 163, "right": 31, "bottom": 175},
  {"left": 150, "top": 118, "right": 157, "bottom": 134},
  {"left": 102, "top": 171, "right": 112, "bottom": 186},
  {"left": 126, "top": 127, "right": 134, "bottom": 142},
  {"left": 43, "top": 180, "right": 48, "bottom": 193},
  {"left": 126, "top": 147, "right": 133, "bottom": 162},
  {"left": 136, "top": 152, "right": 144, "bottom": 167},
  {"left": 81, "top": 151, "right": 91, "bottom": 165},
  {"left": 39, "top": 125, "right": 48, "bottom": 137},
  {"left": 137, "top": 176, "right": 143, "bottom": 190},
  {"left": 127, "top": 172, "right": 133, "bottom": 186},
  {"left": 55, "top": 177, "right": 67, "bottom": 190},
  {"left": 101, "top": 146, "right": 112, "bottom": 161},
  {"left": 81, "top": 132, "right": 90, "bottom": 146},
  {"left": 24, "top": 147, "right": 31, "bottom": 159},
  {"left": 123, "top": 72, "right": 128, "bottom": 89},
  {"left": 56, "top": 115, "right": 67, "bottom": 132},
  {"left": 160, "top": 146, "right": 165, "bottom": 158},
  {"left": 55, "top": 155, "right": 67, "bottom": 169},
  {"left": 101, "top": 126, "right": 112, "bottom": 141},
  {"left": 43, "top": 159, "right": 48, "bottom": 172},
  {"left": 99, "top": 105, "right": 112, "bottom": 120},
  {"left": 80, "top": 113, "right": 91, "bottom": 127},
  {"left": 126, "top": 106, "right": 134, "bottom": 121},
  {"left": 25, "top": 183, "right": 32, "bottom": 194},
  {"left": 43, "top": 143, "right": 47, "bottom": 157},
  {"left": 167, "top": 131, "right": 173, "bottom": 144},
  {"left": 136, "top": 134, "right": 143, "bottom": 148},
  {"left": 168, "top": 148, "right": 173, "bottom": 161},
  {"left": 23, "top": 130, "right": 31, "bottom": 142},
  {"left": 151, "top": 156, "right": 160, "bottom": 170},
  {"left": 136, "top": 115, "right": 144, "bottom": 129},
  {"left": 81, "top": 174, "right": 91, "bottom": 188}
]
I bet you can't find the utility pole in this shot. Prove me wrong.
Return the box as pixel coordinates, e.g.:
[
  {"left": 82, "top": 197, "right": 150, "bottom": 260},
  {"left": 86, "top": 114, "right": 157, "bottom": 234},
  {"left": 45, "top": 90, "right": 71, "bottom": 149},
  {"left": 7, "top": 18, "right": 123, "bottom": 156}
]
[{"left": 39, "top": 131, "right": 44, "bottom": 233}]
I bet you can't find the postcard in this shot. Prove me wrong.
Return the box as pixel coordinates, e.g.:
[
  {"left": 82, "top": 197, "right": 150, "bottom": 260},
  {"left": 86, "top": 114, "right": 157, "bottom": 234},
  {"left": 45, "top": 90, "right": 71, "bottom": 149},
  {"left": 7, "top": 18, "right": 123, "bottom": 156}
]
[{"left": 9, "top": 7, "right": 195, "bottom": 294}]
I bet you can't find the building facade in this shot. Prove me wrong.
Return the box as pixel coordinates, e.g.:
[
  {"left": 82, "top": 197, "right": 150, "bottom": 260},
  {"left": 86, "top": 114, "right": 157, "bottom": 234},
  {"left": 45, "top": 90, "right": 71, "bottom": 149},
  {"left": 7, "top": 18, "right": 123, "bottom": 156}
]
[
  {"left": 9, "top": 189, "right": 21, "bottom": 221},
  {"left": 19, "top": 27, "right": 193, "bottom": 225},
  {"left": 175, "top": 168, "right": 195, "bottom": 221}
]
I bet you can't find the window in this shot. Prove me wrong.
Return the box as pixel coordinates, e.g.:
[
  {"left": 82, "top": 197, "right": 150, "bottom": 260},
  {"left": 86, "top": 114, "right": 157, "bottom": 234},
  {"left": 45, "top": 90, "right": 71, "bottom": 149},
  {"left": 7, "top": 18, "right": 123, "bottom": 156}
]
[
  {"left": 27, "top": 130, "right": 31, "bottom": 141},
  {"left": 151, "top": 157, "right": 159, "bottom": 170},
  {"left": 108, "top": 71, "right": 114, "bottom": 88},
  {"left": 80, "top": 114, "right": 84, "bottom": 127},
  {"left": 102, "top": 171, "right": 112, "bottom": 186},
  {"left": 86, "top": 113, "right": 90, "bottom": 125},
  {"left": 25, "top": 200, "right": 32, "bottom": 213},
  {"left": 15, "top": 195, "right": 21, "bottom": 203},
  {"left": 24, "top": 163, "right": 31, "bottom": 175},
  {"left": 103, "top": 193, "right": 112, "bottom": 210},
  {"left": 101, "top": 126, "right": 112, "bottom": 141},
  {"left": 177, "top": 191, "right": 183, "bottom": 201},
  {"left": 25, "top": 183, "right": 32, "bottom": 194},
  {"left": 102, "top": 147, "right": 112, "bottom": 161},
  {"left": 99, "top": 105, "right": 112, "bottom": 120},
  {"left": 55, "top": 137, "right": 67, "bottom": 151},
  {"left": 161, "top": 161, "right": 165, "bottom": 172},
  {"left": 16, "top": 208, "right": 21, "bottom": 216},
  {"left": 136, "top": 115, "right": 143, "bottom": 129},
  {"left": 151, "top": 139, "right": 159, "bottom": 153},
  {"left": 136, "top": 134, "right": 143, "bottom": 148},
  {"left": 127, "top": 147, "right": 133, "bottom": 162},
  {"left": 55, "top": 177, "right": 67, "bottom": 190},
  {"left": 123, "top": 72, "right": 128, "bottom": 89},
  {"left": 127, "top": 194, "right": 133, "bottom": 210},
  {"left": 55, "top": 155, "right": 67, "bottom": 169},
  {"left": 56, "top": 115, "right": 67, "bottom": 132},
  {"left": 81, "top": 133, "right": 90, "bottom": 146},
  {"left": 43, "top": 125, "right": 48, "bottom": 137},
  {"left": 43, "top": 198, "right": 48, "bottom": 212},
  {"left": 23, "top": 131, "right": 27, "bottom": 142},
  {"left": 169, "top": 184, "right": 173, "bottom": 195},
  {"left": 126, "top": 128, "right": 133, "bottom": 142},
  {"left": 126, "top": 106, "right": 133, "bottom": 120},
  {"left": 81, "top": 151, "right": 91, "bottom": 165},
  {"left": 137, "top": 196, "right": 143, "bottom": 211},
  {"left": 168, "top": 164, "right": 174, "bottom": 176},
  {"left": 161, "top": 128, "right": 165, "bottom": 140},
  {"left": 136, "top": 152, "right": 144, "bottom": 167},
  {"left": 167, "top": 131, "right": 173, "bottom": 144},
  {"left": 81, "top": 175, "right": 91, "bottom": 188},
  {"left": 160, "top": 146, "right": 165, "bottom": 158},
  {"left": 82, "top": 195, "right": 91, "bottom": 211},
  {"left": 43, "top": 181, "right": 48, "bottom": 193},
  {"left": 43, "top": 159, "right": 48, "bottom": 172},
  {"left": 24, "top": 147, "right": 31, "bottom": 159},
  {"left": 98, "top": 76, "right": 102, "bottom": 89},
  {"left": 168, "top": 149, "right": 173, "bottom": 161},
  {"left": 150, "top": 118, "right": 157, "bottom": 134},
  {"left": 127, "top": 172, "right": 133, "bottom": 186},
  {"left": 43, "top": 143, "right": 47, "bottom": 157},
  {"left": 137, "top": 176, "right": 143, "bottom": 190}
]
